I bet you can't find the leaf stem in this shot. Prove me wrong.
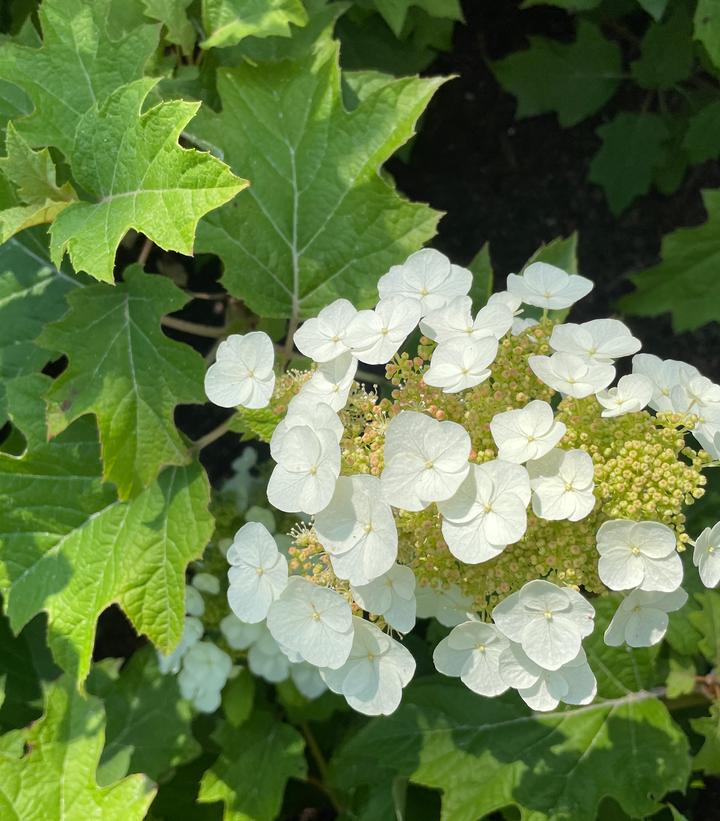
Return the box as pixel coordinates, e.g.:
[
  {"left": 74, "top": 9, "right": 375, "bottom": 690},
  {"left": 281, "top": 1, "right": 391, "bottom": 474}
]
[
  {"left": 191, "top": 416, "right": 234, "bottom": 451},
  {"left": 162, "top": 316, "right": 227, "bottom": 338},
  {"left": 300, "top": 722, "right": 343, "bottom": 813},
  {"left": 137, "top": 237, "right": 154, "bottom": 267}
]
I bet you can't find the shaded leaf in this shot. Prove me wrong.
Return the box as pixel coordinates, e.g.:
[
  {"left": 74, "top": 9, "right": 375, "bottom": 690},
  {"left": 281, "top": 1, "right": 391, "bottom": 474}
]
[
  {"left": 689, "top": 591, "right": 720, "bottom": 666},
  {"left": 691, "top": 700, "right": 720, "bottom": 775},
  {"left": 631, "top": 6, "right": 694, "bottom": 89},
  {"left": 467, "top": 242, "right": 492, "bottom": 309},
  {"left": 683, "top": 100, "right": 720, "bottom": 163},
  {"left": 695, "top": 0, "right": 720, "bottom": 69},
  {"left": 142, "top": 0, "right": 196, "bottom": 54}
]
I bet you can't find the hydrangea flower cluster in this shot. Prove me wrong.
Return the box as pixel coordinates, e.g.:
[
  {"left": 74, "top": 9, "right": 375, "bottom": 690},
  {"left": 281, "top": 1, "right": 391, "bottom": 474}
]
[{"left": 201, "top": 249, "right": 719, "bottom": 715}]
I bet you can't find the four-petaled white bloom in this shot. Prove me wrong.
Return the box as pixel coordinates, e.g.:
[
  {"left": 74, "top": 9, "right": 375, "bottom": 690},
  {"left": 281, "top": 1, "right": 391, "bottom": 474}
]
[
  {"left": 314, "top": 475, "right": 398, "bottom": 586},
  {"left": 378, "top": 248, "right": 472, "bottom": 315},
  {"left": 274, "top": 398, "right": 343, "bottom": 443},
  {"left": 550, "top": 319, "right": 641, "bottom": 363},
  {"left": 293, "top": 298, "right": 357, "bottom": 362},
  {"left": 219, "top": 614, "right": 265, "bottom": 650},
  {"left": 596, "top": 519, "right": 683, "bottom": 592},
  {"left": 420, "top": 296, "right": 513, "bottom": 344},
  {"left": 296, "top": 351, "right": 358, "bottom": 411},
  {"left": 433, "top": 621, "right": 510, "bottom": 697},
  {"left": 226, "top": 522, "right": 289, "bottom": 623},
  {"left": 500, "top": 643, "right": 597, "bottom": 711},
  {"left": 596, "top": 373, "right": 654, "bottom": 418},
  {"left": 158, "top": 616, "right": 204, "bottom": 674},
  {"left": 416, "top": 583, "right": 475, "bottom": 626},
  {"left": 266, "top": 577, "right": 353, "bottom": 669},
  {"left": 205, "top": 331, "right": 276, "bottom": 409},
  {"left": 490, "top": 400, "right": 567, "bottom": 463},
  {"left": 381, "top": 411, "right": 471, "bottom": 511},
  {"left": 320, "top": 617, "right": 415, "bottom": 715},
  {"left": 670, "top": 374, "right": 720, "bottom": 413},
  {"left": 487, "top": 290, "right": 522, "bottom": 314},
  {"left": 527, "top": 448, "right": 595, "bottom": 522},
  {"left": 178, "top": 641, "right": 233, "bottom": 713},
  {"left": 507, "top": 262, "right": 593, "bottom": 310},
  {"left": 248, "top": 627, "right": 292, "bottom": 683},
  {"left": 346, "top": 296, "right": 421, "bottom": 364},
  {"left": 351, "top": 564, "right": 417, "bottom": 633},
  {"left": 529, "top": 352, "right": 615, "bottom": 398},
  {"left": 631, "top": 354, "right": 698, "bottom": 412},
  {"left": 438, "top": 460, "right": 530, "bottom": 563},
  {"left": 604, "top": 588, "right": 688, "bottom": 647},
  {"left": 693, "top": 522, "right": 720, "bottom": 588},
  {"left": 185, "top": 584, "right": 205, "bottom": 617},
  {"left": 492, "top": 579, "right": 595, "bottom": 670},
  {"left": 424, "top": 336, "right": 498, "bottom": 393},
  {"left": 268, "top": 422, "right": 340, "bottom": 514}
]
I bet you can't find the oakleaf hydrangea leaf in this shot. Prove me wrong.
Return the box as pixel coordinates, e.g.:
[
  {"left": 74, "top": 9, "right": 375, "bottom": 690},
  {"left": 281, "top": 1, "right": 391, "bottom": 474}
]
[
  {"left": 198, "top": 712, "right": 307, "bottom": 821},
  {"left": 202, "top": 0, "right": 309, "bottom": 49},
  {"left": 0, "top": 676, "right": 156, "bottom": 821},
  {"left": 492, "top": 22, "right": 621, "bottom": 127},
  {"left": 0, "top": 0, "right": 160, "bottom": 156},
  {"left": 373, "top": 0, "right": 463, "bottom": 38},
  {"left": 0, "top": 417, "right": 214, "bottom": 682},
  {"left": 630, "top": 6, "right": 694, "bottom": 90},
  {"left": 691, "top": 701, "right": 720, "bottom": 776},
  {"left": 589, "top": 112, "right": 669, "bottom": 215},
  {"left": 695, "top": 0, "right": 720, "bottom": 69},
  {"left": 38, "top": 266, "right": 207, "bottom": 498},
  {"left": 620, "top": 189, "right": 720, "bottom": 330},
  {"left": 87, "top": 647, "right": 201, "bottom": 785},
  {"left": 331, "top": 681, "right": 690, "bottom": 821},
  {"left": 49, "top": 79, "right": 247, "bottom": 283},
  {"left": 0, "top": 123, "right": 77, "bottom": 242},
  {"left": 142, "top": 0, "right": 196, "bottom": 55},
  {"left": 191, "top": 42, "right": 445, "bottom": 318},
  {"left": 228, "top": 405, "right": 282, "bottom": 442}
]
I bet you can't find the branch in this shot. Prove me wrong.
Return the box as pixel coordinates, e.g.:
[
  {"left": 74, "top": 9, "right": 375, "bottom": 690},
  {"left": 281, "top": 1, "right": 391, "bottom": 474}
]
[
  {"left": 162, "top": 316, "right": 227, "bottom": 338},
  {"left": 191, "top": 416, "right": 235, "bottom": 451}
]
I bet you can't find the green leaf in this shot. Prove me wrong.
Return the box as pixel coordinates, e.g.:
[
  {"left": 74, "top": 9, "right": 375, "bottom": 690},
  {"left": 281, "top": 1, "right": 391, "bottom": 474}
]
[
  {"left": 0, "top": 0, "right": 159, "bottom": 156},
  {"left": 221, "top": 668, "right": 255, "bottom": 727},
  {"left": 467, "top": 243, "right": 492, "bottom": 309},
  {"left": 198, "top": 712, "right": 307, "bottom": 821},
  {"left": 202, "top": 0, "right": 309, "bottom": 48},
  {"left": 0, "top": 676, "right": 156, "bottom": 820},
  {"left": 0, "top": 123, "right": 77, "bottom": 242},
  {"left": 0, "top": 417, "right": 214, "bottom": 681},
  {"left": 689, "top": 591, "right": 720, "bottom": 666},
  {"left": 38, "top": 266, "right": 206, "bottom": 498},
  {"left": 142, "top": 0, "right": 196, "bottom": 54},
  {"left": 191, "top": 43, "right": 444, "bottom": 319},
  {"left": 49, "top": 79, "right": 247, "bottom": 283},
  {"left": 683, "top": 100, "right": 720, "bottom": 163},
  {"left": 636, "top": 0, "right": 669, "bottom": 20},
  {"left": 227, "top": 405, "right": 282, "bottom": 443},
  {"left": 372, "top": 0, "right": 463, "bottom": 37},
  {"left": 691, "top": 700, "right": 720, "bottom": 775},
  {"left": 492, "top": 22, "right": 622, "bottom": 127},
  {"left": 631, "top": 6, "right": 694, "bottom": 89},
  {"left": 521, "top": 0, "right": 600, "bottom": 9},
  {"left": 694, "top": 0, "right": 720, "bottom": 69},
  {"left": 331, "top": 681, "right": 691, "bottom": 820},
  {"left": 589, "top": 113, "right": 669, "bottom": 215},
  {"left": 620, "top": 189, "right": 720, "bottom": 331},
  {"left": 524, "top": 232, "right": 578, "bottom": 274},
  {"left": 665, "top": 658, "right": 697, "bottom": 699},
  {"left": 87, "top": 647, "right": 201, "bottom": 785}
]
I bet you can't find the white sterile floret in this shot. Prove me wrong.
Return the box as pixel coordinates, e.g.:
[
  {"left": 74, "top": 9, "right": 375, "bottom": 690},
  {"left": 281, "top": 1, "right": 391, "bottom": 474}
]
[
  {"left": 314, "top": 475, "right": 398, "bottom": 586},
  {"left": 295, "top": 351, "right": 358, "bottom": 412},
  {"left": 158, "top": 616, "right": 204, "bottom": 674},
  {"left": 604, "top": 588, "right": 688, "bottom": 647},
  {"left": 192, "top": 573, "right": 220, "bottom": 595},
  {"left": 596, "top": 374, "right": 654, "bottom": 418},
  {"left": 247, "top": 628, "right": 291, "bottom": 683},
  {"left": 492, "top": 579, "right": 595, "bottom": 670},
  {"left": 226, "top": 522, "right": 289, "bottom": 623},
  {"left": 351, "top": 564, "right": 417, "bottom": 633},
  {"left": 597, "top": 519, "right": 683, "bottom": 593},
  {"left": 433, "top": 621, "right": 510, "bottom": 697},
  {"left": 204, "top": 331, "right": 276, "bottom": 409},
  {"left": 219, "top": 614, "right": 265, "bottom": 650},
  {"left": 693, "top": 522, "right": 720, "bottom": 588},
  {"left": 266, "top": 576, "right": 353, "bottom": 669},
  {"left": 671, "top": 374, "right": 720, "bottom": 412},
  {"left": 274, "top": 398, "right": 343, "bottom": 443},
  {"left": 500, "top": 644, "right": 597, "bottom": 712},
  {"left": 293, "top": 298, "right": 357, "bottom": 362},
  {"left": 290, "top": 662, "right": 327, "bottom": 699},
  {"left": 529, "top": 352, "right": 615, "bottom": 398},
  {"left": 438, "top": 460, "right": 530, "bottom": 564},
  {"left": 490, "top": 400, "right": 567, "bottom": 463},
  {"left": 631, "top": 353, "right": 699, "bottom": 412},
  {"left": 527, "top": 448, "right": 595, "bottom": 522},
  {"left": 596, "top": 519, "right": 683, "bottom": 592},
  {"left": 420, "top": 296, "right": 513, "bottom": 344},
  {"left": 416, "top": 583, "right": 475, "bottom": 626},
  {"left": 549, "top": 319, "right": 641, "bottom": 363},
  {"left": 506, "top": 262, "right": 593, "bottom": 310},
  {"left": 424, "top": 336, "right": 498, "bottom": 393},
  {"left": 380, "top": 411, "right": 471, "bottom": 511},
  {"left": 487, "top": 290, "right": 522, "bottom": 314},
  {"left": 267, "top": 424, "right": 340, "bottom": 514},
  {"left": 178, "top": 641, "right": 233, "bottom": 713},
  {"left": 512, "top": 317, "right": 539, "bottom": 335},
  {"left": 320, "top": 617, "right": 415, "bottom": 715},
  {"left": 378, "top": 248, "right": 472, "bottom": 315},
  {"left": 345, "top": 296, "right": 421, "bottom": 365},
  {"left": 185, "top": 584, "right": 205, "bottom": 617}
]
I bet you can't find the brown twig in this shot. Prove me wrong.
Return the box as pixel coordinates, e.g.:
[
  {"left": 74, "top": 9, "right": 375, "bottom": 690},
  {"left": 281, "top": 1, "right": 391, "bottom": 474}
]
[{"left": 161, "top": 316, "right": 227, "bottom": 338}]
